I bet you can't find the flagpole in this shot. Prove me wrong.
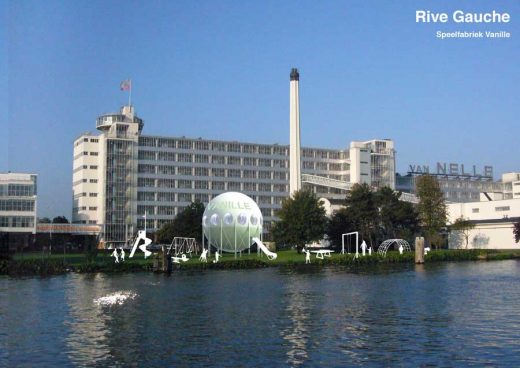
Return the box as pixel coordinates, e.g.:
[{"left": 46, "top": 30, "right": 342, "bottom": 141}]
[{"left": 129, "top": 79, "right": 132, "bottom": 107}]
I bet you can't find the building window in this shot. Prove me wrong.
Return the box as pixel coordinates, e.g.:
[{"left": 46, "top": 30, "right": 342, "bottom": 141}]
[
  {"left": 259, "top": 183, "right": 271, "bottom": 192},
  {"left": 178, "top": 166, "right": 192, "bottom": 176},
  {"left": 228, "top": 169, "right": 241, "bottom": 178},
  {"left": 178, "top": 193, "right": 192, "bottom": 202},
  {"left": 89, "top": 207, "right": 97, "bottom": 211},
  {"left": 227, "top": 143, "right": 241, "bottom": 153},
  {"left": 90, "top": 165, "right": 98, "bottom": 169},
  {"left": 212, "top": 168, "right": 225, "bottom": 177},
  {"left": 472, "top": 208, "right": 479, "bottom": 213},
  {"left": 178, "top": 180, "right": 192, "bottom": 189},
  {"left": 158, "top": 152, "right": 177, "bottom": 161},
  {"left": 303, "top": 161, "right": 314, "bottom": 170},
  {"left": 138, "top": 151, "right": 156, "bottom": 160},
  {"left": 194, "top": 181, "right": 209, "bottom": 190},
  {"left": 259, "top": 158, "right": 271, "bottom": 167},
  {"left": 258, "top": 146, "right": 271, "bottom": 155},
  {"left": 89, "top": 152, "right": 98, "bottom": 156},
  {"left": 157, "top": 179, "right": 176, "bottom": 188},
  {"left": 194, "top": 154, "right": 209, "bottom": 163},
  {"left": 228, "top": 156, "right": 241, "bottom": 165},
  {"left": 244, "top": 182, "right": 256, "bottom": 191},
  {"left": 211, "top": 155, "right": 226, "bottom": 165},
  {"left": 212, "top": 182, "right": 225, "bottom": 191},
  {"left": 259, "top": 171, "right": 271, "bottom": 179},
  {"left": 194, "top": 141, "right": 209, "bottom": 150},
  {"left": 495, "top": 206, "right": 510, "bottom": 212},
  {"left": 243, "top": 170, "right": 257, "bottom": 179},
  {"left": 194, "top": 167, "right": 209, "bottom": 176},
  {"left": 89, "top": 179, "right": 98, "bottom": 183},
  {"left": 89, "top": 193, "right": 97, "bottom": 197},
  {"left": 228, "top": 182, "right": 241, "bottom": 191},
  {"left": 244, "top": 157, "right": 256, "bottom": 166},
  {"left": 211, "top": 142, "right": 226, "bottom": 151}
]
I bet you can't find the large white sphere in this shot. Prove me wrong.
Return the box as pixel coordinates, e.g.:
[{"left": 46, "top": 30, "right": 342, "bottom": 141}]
[{"left": 202, "top": 192, "right": 263, "bottom": 252}]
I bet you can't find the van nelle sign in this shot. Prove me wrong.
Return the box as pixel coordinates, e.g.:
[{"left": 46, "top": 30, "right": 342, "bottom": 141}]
[{"left": 408, "top": 163, "right": 493, "bottom": 178}]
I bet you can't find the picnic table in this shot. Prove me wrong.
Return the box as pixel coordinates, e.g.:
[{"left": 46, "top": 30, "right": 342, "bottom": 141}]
[{"left": 311, "top": 249, "right": 334, "bottom": 259}]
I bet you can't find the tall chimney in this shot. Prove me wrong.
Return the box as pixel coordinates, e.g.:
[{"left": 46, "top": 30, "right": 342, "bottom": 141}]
[{"left": 289, "top": 68, "right": 301, "bottom": 196}]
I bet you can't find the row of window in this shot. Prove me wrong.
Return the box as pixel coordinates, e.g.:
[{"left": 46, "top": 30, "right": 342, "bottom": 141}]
[
  {"left": 0, "top": 199, "right": 35, "bottom": 212},
  {"left": 0, "top": 184, "right": 36, "bottom": 197},
  {"left": 137, "top": 192, "right": 285, "bottom": 205},
  {"left": 138, "top": 165, "right": 292, "bottom": 179},
  {"left": 139, "top": 137, "right": 291, "bottom": 155},
  {"left": 136, "top": 205, "right": 276, "bottom": 218},
  {"left": 0, "top": 216, "right": 34, "bottom": 228},
  {"left": 73, "top": 206, "right": 98, "bottom": 212},
  {"left": 137, "top": 178, "right": 288, "bottom": 192}
]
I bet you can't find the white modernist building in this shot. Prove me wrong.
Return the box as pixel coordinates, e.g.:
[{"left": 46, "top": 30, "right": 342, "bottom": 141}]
[
  {"left": 72, "top": 70, "right": 397, "bottom": 248},
  {"left": 0, "top": 173, "right": 38, "bottom": 249},
  {"left": 448, "top": 195, "right": 520, "bottom": 250}
]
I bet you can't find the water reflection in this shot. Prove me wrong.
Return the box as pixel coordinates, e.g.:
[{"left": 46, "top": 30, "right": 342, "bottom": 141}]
[
  {"left": 4, "top": 261, "right": 520, "bottom": 367},
  {"left": 280, "top": 276, "right": 311, "bottom": 366}
]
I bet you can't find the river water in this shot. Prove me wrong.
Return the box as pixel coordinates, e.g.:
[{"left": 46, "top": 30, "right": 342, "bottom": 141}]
[{"left": 2, "top": 261, "right": 520, "bottom": 367}]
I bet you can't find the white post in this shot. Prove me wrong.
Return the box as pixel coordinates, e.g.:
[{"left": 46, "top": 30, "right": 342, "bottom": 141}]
[{"left": 234, "top": 221, "right": 237, "bottom": 259}]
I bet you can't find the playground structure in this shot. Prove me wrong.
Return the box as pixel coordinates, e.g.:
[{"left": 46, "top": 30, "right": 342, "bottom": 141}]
[
  {"left": 378, "top": 239, "right": 412, "bottom": 257},
  {"left": 168, "top": 237, "right": 199, "bottom": 257},
  {"left": 342, "top": 231, "right": 359, "bottom": 255},
  {"left": 202, "top": 192, "right": 277, "bottom": 260}
]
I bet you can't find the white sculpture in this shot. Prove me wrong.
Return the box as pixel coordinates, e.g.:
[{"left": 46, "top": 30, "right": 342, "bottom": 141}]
[
  {"left": 120, "top": 248, "right": 125, "bottom": 262},
  {"left": 111, "top": 249, "right": 119, "bottom": 263},
  {"left": 399, "top": 244, "right": 404, "bottom": 255},
  {"left": 130, "top": 230, "right": 152, "bottom": 259},
  {"left": 368, "top": 247, "right": 372, "bottom": 256},
  {"left": 304, "top": 249, "right": 311, "bottom": 264},
  {"left": 199, "top": 248, "right": 208, "bottom": 263},
  {"left": 361, "top": 240, "right": 367, "bottom": 256},
  {"left": 213, "top": 251, "right": 220, "bottom": 263},
  {"left": 424, "top": 247, "right": 431, "bottom": 255},
  {"left": 172, "top": 254, "right": 189, "bottom": 264}
]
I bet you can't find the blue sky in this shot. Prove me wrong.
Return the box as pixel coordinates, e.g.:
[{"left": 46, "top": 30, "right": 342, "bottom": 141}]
[{"left": 3, "top": 0, "right": 519, "bottom": 218}]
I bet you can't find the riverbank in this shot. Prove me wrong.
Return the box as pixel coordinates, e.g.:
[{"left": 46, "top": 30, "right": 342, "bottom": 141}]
[{"left": 3, "top": 249, "right": 520, "bottom": 276}]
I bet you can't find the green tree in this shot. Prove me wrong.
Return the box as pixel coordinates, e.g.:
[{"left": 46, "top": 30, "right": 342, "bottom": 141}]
[
  {"left": 514, "top": 221, "right": 520, "bottom": 243},
  {"left": 416, "top": 175, "right": 447, "bottom": 248},
  {"left": 326, "top": 185, "right": 420, "bottom": 250},
  {"left": 156, "top": 201, "right": 205, "bottom": 244},
  {"left": 344, "top": 183, "right": 379, "bottom": 247},
  {"left": 52, "top": 216, "right": 69, "bottom": 224},
  {"left": 450, "top": 216, "right": 475, "bottom": 249},
  {"left": 326, "top": 207, "right": 357, "bottom": 249},
  {"left": 272, "top": 189, "right": 327, "bottom": 253},
  {"left": 375, "top": 187, "right": 420, "bottom": 241}
]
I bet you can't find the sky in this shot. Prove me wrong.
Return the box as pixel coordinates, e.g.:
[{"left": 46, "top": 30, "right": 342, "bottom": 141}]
[{"left": 2, "top": 0, "right": 519, "bottom": 218}]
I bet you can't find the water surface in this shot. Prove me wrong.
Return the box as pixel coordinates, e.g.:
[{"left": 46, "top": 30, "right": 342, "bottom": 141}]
[{"left": 2, "top": 261, "right": 520, "bottom": 367}]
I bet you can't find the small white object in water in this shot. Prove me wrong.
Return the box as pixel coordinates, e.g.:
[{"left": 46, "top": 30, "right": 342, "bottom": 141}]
[{"left": 94, "top": 291, "right": 137, "bottom": 306}]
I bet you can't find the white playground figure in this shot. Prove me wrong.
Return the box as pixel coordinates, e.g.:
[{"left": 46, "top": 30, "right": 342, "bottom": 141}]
[
  {"left": 111, "top": 249, "right": 119, "bottom": 263},
  {"left": 199, "top": 248, "right": 208, "bottom": 263},
  {"left": 304, "top": 249, "right": 311, "bottom": 264},
  {"left": 424, "top": 247, "right": 431, "bottom": 255},
  {"left": 361, "top": 240, "right": 367, "bottom": 256},
  {"left": 172, "top": 254, "right": 189, "bottom": 264},
  {"left": 213, "top": 251, "right": 220, "bottom": 263},
  {"left": 129, "top": 230, "right": 152, "bottom": 259},
  {"left": 368, "top": 247, "right": 372, "bottom": 256},
  {"left": 399, "top": 244, "right": 404, "bottom": 255},
  {"left": 120, "top": 248, "right": 125, "bottom": 262}
]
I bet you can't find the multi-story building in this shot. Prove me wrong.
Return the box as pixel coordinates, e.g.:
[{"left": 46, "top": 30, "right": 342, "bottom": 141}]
[
  {"left": 396, "top": 171, "right": 520, "bottom": 203},
  {"left": 72, "top": 105, "right": 396, "bottom": 247},
  {"left": 0, "top": 173, "right": 38, "bottom": 250}
]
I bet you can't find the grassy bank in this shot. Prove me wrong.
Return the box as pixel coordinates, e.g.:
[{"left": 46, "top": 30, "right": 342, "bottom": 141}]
[{"left": 3, "top": 249, "right": 520, "bottom": 276}]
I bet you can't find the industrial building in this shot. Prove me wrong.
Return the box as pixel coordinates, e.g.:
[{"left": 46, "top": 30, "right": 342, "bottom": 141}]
[
  {"left": 0, "top": 173, "right": 38, "bottom": 250},
  {"left": 72, "top": 70, "right": 397, "bottom": 247}
]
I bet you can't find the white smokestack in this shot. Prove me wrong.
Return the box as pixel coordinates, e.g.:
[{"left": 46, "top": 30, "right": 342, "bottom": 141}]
[{"left": 289, "top": 68, "right": 301, "bottom": 196}]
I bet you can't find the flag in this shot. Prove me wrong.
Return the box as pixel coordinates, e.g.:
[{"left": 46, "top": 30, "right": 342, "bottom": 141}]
[{"left": 120, "top": 79, "right": 131, "bottom": 91}]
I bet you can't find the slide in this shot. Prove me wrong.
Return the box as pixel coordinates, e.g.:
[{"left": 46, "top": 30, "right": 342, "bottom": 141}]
[{"left": 252, "top": 237, "right": 277, "bottom": 260}]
